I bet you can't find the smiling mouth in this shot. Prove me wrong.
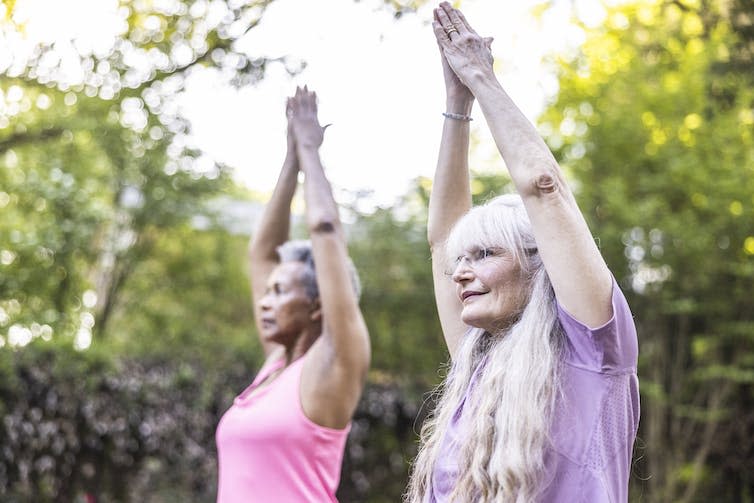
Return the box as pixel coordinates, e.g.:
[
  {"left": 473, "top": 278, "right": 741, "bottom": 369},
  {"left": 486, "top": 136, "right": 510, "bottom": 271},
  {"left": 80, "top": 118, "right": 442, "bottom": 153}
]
[{"left": 462, "top": 291, "right": 484, "bottom": 301}]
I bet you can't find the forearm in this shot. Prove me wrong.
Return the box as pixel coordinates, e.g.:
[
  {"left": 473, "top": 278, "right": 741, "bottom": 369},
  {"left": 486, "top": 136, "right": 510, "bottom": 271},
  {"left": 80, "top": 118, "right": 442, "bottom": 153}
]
[
  {"left": 298, "top": 146, "right": 343, "bottom": 238},
  {"left": 299, "top": 145, "right": 367, "bottom": 361},
  {"left": 427, "top": 99, "right": 474, "bottom": 249},
  {"left": 249, "top": 153, "right": 299, "bottom": 260}
]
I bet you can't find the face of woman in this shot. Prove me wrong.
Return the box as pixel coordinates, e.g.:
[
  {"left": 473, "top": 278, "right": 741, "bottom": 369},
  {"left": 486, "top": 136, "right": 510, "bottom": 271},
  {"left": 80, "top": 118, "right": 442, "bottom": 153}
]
[
  {"left": 451, "top": 246, "right": 528, "bottom": 333},
  {"left": 258, "top": 262, "right": 316, "bottom": 347}
]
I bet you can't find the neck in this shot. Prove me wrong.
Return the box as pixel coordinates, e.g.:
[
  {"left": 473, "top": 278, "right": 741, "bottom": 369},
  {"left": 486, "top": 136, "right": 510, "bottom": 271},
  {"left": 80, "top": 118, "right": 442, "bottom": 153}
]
[{"left": 284, "top": 323, "right": 321, "bottom": 364}]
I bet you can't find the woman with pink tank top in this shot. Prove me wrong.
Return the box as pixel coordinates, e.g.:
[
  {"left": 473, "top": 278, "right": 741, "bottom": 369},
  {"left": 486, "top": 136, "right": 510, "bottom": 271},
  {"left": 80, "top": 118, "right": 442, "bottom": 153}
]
[
  {"left": 215, "top": 86, "right": 370, "bottom": 502},
  {"left": 405, "top": 3, "right": 639, "bottom": 502}
]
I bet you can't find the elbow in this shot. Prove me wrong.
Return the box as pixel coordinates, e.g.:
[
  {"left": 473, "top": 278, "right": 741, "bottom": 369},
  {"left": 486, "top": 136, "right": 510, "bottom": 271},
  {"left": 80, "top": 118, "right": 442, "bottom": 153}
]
[
  {"left": 359, "top": 343, "right": 372, "bottom": 381},
  {"left": 308, "top": 216, "right": 339, "bottom": 235},
  {"left": 247, "top": 234, "right": 266, "bottom": 260},
  {"left": 519, "top": 160, "right": 568, "bottom": 201},
  {"left": 427, "top": 220, "right": 450, "bottom": 252},
  {"left": 427, "top": 227, "right": 440, "bottom": 250},
  {"left": 427, "top": 234, "right": 446, "bottom": 255},
  {"left": 248, "top": 233, "right": 279, "bottom": 263},
  {"left": 358, "top": 329, "right": 372, "bottom": 381}
]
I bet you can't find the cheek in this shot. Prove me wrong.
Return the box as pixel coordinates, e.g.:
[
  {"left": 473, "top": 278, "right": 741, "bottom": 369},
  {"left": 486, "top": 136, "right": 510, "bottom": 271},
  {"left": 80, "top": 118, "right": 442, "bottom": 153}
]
[
  {"left": 480, "top": 267, "right": 526, "bottom": 307},
  {"left": 281, "top": 297, "right": 311, "bottom": 322},
  {"left": 479, "top": 267, "right": 518, "bottom": 290}
]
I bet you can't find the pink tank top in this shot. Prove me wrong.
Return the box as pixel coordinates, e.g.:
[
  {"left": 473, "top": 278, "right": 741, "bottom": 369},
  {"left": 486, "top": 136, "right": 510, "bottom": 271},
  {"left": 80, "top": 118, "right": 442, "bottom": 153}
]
[{"left": 215, "top": 355, "right": 351, "bottom": 503}]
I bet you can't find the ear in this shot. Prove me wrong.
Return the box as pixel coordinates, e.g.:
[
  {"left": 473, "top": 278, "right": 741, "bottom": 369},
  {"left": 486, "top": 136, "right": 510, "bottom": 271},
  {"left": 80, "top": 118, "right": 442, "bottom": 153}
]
[{"left": 309, "top": 297, "right": 322, "bottom": 322}]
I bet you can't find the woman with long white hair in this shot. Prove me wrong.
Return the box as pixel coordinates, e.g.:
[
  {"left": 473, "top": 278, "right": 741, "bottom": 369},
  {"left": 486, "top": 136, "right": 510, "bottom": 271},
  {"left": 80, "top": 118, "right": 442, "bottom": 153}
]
[{"left": 406, "top": 3, "right": 639, "bottom": 502}]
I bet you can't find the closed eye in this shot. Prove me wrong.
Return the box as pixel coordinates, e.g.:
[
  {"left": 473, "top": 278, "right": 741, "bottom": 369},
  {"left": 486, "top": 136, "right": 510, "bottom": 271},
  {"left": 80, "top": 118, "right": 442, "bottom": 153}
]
[
  {"left": 473, "top": 247, "right": 504, "bottom": 261},
  {"left": 449, "top": 247, "right": 507, "bottom": 272},
  {"left": 477, "top": 248, "right": 494, "bottom": 260}
]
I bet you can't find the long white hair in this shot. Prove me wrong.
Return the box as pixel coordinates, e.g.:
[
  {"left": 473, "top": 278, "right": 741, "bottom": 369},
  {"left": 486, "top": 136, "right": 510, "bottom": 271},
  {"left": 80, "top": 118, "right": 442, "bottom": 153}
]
[{"left": 406, "top": 194, "right": 565, "bottom": 502}]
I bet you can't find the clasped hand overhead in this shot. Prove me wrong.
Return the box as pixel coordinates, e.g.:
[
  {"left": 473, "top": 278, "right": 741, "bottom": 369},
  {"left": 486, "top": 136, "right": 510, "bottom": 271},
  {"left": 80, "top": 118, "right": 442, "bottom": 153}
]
[
  {"left": 287, "top": 85, "right": 329, "bottom": 153},
  {"left": 432, "top": 2, "right": 494, "bottom": 91}
]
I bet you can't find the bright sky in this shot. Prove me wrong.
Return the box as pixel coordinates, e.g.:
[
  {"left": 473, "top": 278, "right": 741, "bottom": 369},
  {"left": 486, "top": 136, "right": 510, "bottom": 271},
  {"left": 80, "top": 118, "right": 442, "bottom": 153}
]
[
  {"left": 6, "top": 0, "right": 610, "bottom": 207},
  {"left": 180, "top": 0, "right": 603, "bottom": 207}
]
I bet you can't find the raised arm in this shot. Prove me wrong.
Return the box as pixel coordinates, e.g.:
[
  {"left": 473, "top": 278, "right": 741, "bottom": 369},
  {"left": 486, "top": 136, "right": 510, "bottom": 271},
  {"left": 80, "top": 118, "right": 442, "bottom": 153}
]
[
  {"left": 435, "top": 2, "right": 613, "bottom": 327},
  {"left": 247, "top": 99, "right": 299, "bottom": 358},
  {"left": 289, "top": 86, "right": 370, "bottom": 429},
  {"left": 427, "top": 9, "right": 488, "bottom": 359}
]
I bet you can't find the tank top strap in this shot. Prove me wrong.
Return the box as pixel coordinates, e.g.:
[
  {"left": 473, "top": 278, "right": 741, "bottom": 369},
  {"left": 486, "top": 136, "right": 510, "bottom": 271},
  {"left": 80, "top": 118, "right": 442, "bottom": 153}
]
[
  {"left": 234, "top": 356, "right": 286, "bottom": 403},
  {"left": 253, "top": 355, "right": 287, "bottom": 385}
]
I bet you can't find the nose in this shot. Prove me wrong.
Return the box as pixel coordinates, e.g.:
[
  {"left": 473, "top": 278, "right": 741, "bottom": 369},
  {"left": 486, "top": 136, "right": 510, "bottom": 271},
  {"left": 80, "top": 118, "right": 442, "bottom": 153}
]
[
  {"left": 451, "top": 257, "right": 474, "bottom": 283},
  {"left": 259, "top": 293, "right": 272, "bottom": 311}
]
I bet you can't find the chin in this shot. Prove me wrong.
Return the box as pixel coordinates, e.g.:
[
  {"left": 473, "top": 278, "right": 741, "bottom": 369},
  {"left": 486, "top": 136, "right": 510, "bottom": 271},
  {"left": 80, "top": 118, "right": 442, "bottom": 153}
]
[
  {"left": 462, "top": 310, "right": 510, "bottom": 334},
  {"left": 262, "top": 331, "right": 284, "bottom": 345},
  {"left": 460, "top": 310, "right": 487, "bottom": 330},
  {"left": 266, "top": 330, "right": 299, "bottom": 348}
]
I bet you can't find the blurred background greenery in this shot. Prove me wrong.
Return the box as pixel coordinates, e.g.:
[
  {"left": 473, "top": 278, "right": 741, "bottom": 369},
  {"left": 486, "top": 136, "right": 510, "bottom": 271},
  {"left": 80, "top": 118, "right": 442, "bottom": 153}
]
[{"left": 1, "top": 0, "right": 753, "bottom": 501}]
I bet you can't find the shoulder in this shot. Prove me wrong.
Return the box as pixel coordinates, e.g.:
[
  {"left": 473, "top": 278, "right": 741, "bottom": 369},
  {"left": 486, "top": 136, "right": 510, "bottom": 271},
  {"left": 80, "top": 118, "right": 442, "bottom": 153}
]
[{"left": 557, "top": 277, "right": 638, "bottom": 373}]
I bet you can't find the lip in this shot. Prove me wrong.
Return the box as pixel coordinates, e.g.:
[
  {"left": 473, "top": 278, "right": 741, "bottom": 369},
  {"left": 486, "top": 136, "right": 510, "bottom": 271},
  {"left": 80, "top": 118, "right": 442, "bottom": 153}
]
[{"left": 461, "top": 291, "right": 484, "bottom": 301}]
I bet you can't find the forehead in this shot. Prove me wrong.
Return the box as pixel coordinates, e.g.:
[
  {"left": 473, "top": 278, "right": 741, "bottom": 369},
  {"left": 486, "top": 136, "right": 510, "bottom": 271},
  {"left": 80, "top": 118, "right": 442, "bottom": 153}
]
[
  {"left": 447, "top": 220, "right": 518, "bottom": 262},
  {"left": 462, "top": 243, "right": 506, "bottom": 253},
  {"left": 448, "top": 220, "right": 505, "bottom": 255},
  {"left": 268, "top": 262, "right": 307, "bottom": 286}
]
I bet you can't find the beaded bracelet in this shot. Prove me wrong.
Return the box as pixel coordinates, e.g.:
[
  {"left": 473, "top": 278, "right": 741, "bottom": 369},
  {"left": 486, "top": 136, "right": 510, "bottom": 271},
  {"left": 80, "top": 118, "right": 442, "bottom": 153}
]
[{"left": 442, "top": 111, "right": 473, "bottom": 122}]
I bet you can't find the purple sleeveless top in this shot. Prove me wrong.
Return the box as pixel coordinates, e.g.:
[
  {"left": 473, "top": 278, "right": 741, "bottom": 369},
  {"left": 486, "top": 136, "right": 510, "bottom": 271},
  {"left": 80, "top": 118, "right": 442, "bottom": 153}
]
[{"left": 430, "top": 278, "right": 640, "bottom": 502}]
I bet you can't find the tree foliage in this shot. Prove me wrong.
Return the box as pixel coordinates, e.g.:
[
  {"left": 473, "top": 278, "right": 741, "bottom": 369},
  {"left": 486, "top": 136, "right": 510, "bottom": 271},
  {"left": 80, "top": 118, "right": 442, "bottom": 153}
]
[{"left": 3, "top": 0, "right": 753, "bottom": 501}]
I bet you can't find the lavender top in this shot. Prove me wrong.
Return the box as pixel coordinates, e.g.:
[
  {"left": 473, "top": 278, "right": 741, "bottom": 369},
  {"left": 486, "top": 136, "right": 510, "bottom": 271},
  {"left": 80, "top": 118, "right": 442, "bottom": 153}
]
[{"left": 430, "top": 278, "right": 640, "bottom": 502}]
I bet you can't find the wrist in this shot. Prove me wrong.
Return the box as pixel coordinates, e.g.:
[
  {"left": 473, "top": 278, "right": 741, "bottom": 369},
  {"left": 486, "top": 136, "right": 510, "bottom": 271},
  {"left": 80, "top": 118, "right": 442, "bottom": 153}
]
[
  {"left": 442, "top": 111, "right": 473, "bottom": 122},
  {"left": 463, "top": 68, "right": 499, "bottom": 95},
  {"left": 445, "top": 97, "right": 474, "bottom": 116},
  {"left": 296, "top": 142, "right": 321, "bottom": 153},
  {"left": 296, "top": 143, "right": 322, "bottom": 162}
]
